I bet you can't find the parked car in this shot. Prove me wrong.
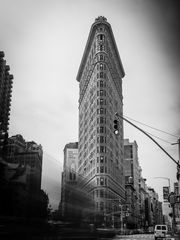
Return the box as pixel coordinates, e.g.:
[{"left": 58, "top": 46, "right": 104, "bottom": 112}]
[{"left": 154, "top": 224, "right": 168, "bottom": 240}]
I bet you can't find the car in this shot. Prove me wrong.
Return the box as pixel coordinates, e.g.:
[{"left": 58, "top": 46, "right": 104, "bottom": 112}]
[{"left": 154, "top": 224, "right": 168, "bottom": 239}]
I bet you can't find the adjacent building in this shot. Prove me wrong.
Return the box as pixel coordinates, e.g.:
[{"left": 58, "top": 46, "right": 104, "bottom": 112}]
[
  {"left": 4, "top": 134, "right": 43, "bottom": 194},
  {"left": 0, "top": 51, "right": 13, "bottom": 156},
  {"left": 0, "top": 134, "right": 45, "bottom": 218},
  {"left": 124, "top": 139, "right": 141, "bottom": 228},
  {"left": 139, "top": 173, "right": 148, "bottom": 229},
  {"left": 60, "top": 142, "right": 78, "bottom": 219},
  {"left": 174, "top": 182, "right": 180, "bottom": 232},
  {"left": 123, "top": 139, "right": 163, "bottom": 230},
  {"left": 147, "top": 187, "right": 163, "bottom": 227},
  {"left": 76, "top": 16, "right": 125, "bottom": 227}
]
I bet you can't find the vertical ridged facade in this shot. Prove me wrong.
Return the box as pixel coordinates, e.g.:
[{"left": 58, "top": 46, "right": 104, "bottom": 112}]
[
  {"left": 0, "top": 52, "right": 13, "bottom": 154},
  {"left": 76, "top": 17, "right": 125, "bottom": 224}
]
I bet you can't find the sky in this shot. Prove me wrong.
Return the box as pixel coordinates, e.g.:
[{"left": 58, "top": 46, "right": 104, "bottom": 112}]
[{"left": 0, "top": 0, "right": 180, "bottom": 209}]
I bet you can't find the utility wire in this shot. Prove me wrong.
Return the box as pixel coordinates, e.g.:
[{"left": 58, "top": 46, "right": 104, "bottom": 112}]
[
  {"left": 142, "top": 130, "right": 172, "bottom": 145},
  {"left": 124, "top": 118, "right": 172, "bottom": 144},
  {"left": 116, "top": 113, "right": 179, "bottom": 166},
  {"left": 123, "top": 118, "right": 172, "bottom": 144},
  {"left": 123, "top": 115, "right": 179, "bottom": 138}
]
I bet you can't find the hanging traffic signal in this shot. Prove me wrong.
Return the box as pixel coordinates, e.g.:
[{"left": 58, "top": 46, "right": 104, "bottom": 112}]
[{"left": 113, "top": 119, "right": 119, "bottom": 135}]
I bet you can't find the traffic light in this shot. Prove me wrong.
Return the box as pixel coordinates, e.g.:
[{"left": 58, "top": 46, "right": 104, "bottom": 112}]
[{"left": 113, "top": 119, "right": 119, "bottom": 135}]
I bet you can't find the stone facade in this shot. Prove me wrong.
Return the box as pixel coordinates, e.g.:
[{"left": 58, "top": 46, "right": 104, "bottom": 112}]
[{"left": 76, "top": 16, "right": 125, "bottom": 227}]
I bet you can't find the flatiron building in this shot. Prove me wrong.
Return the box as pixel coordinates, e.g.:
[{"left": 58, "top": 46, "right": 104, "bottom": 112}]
[{"left": 76, "top": 17, "right": 125, "bottom": 225}]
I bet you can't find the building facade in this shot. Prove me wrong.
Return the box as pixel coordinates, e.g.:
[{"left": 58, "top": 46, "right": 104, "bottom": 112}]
[
  {"left": 76, "top": 16, "right": 125, "bottom": 227},
  {"left": 139, "top": 173, "right": 148, "bottom": 229},
  {"left": 4, "top": 134, "right": 43, "bottom": 194},
  {"left": 124, "top": 139, "right": 141, "bottom": 228},
  {"left": 60, "top": 142, "right": 78, "bottom": 219},
  {"left": 147, "top": 187, "right": 163, "bottom": 227},
  {"left": 173, "top": 182, "right": 180, "bottom": 232},
  {"left": 0, "top": 51, "right": 13, "bottom": 156}
]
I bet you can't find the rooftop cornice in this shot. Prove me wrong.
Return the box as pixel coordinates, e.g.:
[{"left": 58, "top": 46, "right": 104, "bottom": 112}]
[{"left": 76, "top": 17, "right": 125, "bottom": 82}]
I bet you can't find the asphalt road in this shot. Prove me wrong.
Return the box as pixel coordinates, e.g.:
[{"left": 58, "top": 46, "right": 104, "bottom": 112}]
[
  {"left": 113, "top": 234, "right": 154, "bottom": 240},
  {"left": 112, "top": 234, "right": 178, "bottom": 240}
]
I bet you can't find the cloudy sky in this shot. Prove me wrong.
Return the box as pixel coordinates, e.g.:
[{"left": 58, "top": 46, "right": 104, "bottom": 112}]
[{"left": 1, "top": 0, "right": 180, "bottom": 209}]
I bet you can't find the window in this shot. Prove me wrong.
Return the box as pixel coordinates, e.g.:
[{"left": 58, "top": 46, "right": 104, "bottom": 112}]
[
  {"left": 100, "top": 166, "right": 104, "bottom": 173},
  {"left": 97, "top": 178, "right": 99, "bottom": 185},
  {"left": 100, "top": 117, "right": 105, "bottom": 123},
  {"left": 100, "top": 81, "right": 104, "bottom": 87},
  {"left": 100, "top": 127, "right": 104, "bottom": 133},
  {"left": 105, "top": 178, "right": 107, "bottom": 185},
  {"left": 100, "top": 99, "right": 104, "bottom": 105},
  {"left": 96, "top": 190, "right": 99, "bottom": 197},
  {"left": 100, "top": 177, "right": 104, "bottom": 185},
  {"left": 100, "top": 202, "right": 104, "bottom": 211},
  {"left": 100, "top": 156, "right": 104, "bottom": 163},
  {"left": 100, "top": 90, "right": 103, "bottom": 96},
  {"left": 100, "top": 108, "right": 104, "bottom": 114},
  {"left": 100, "top": 146, "right": 104, "bottom": 153},
  {"left": 100, "top": 136, "right": 104, "bottom": 143},
  {"left": 100, "top": 190, "right": 104, "bottom": 198},
  {"left": 100, "top": 55, "right": 104, "bottom": 61}
]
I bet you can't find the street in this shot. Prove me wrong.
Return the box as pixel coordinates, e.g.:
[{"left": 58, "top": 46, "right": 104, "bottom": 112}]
[
  {"left": 111, "top": 234, "right": 178, "bottom": 240},
  {"left": 113, "top": 234, "right": 154, "bottom": 240}
]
